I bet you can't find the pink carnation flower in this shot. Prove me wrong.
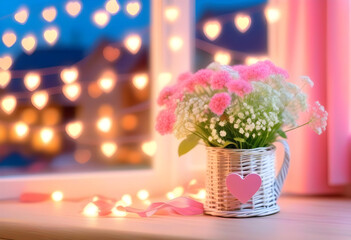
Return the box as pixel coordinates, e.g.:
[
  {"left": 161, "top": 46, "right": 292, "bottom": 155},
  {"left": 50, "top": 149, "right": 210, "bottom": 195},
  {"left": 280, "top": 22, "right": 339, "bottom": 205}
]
[
  {"left": 157, "top": 86, "right": 176, "bottom": 106},
  {"left": 210, "top": 70, "right": 231, "bottom": 89},
  {"left": 192, "top": 69, "right": 213, "bottom": 86},
  {"left": 232, "top": 60, "right": 289, "bottom": 81},
  {"left": 226, "top": 79, "right": 253, "bottom": 97},
  {"left": 182, "top": 69, "right": 213, "bottom": 92},
  {"left": 155, "top": 109, "right": 176, "bottom": 135},
  {"left": 209, "top": 92, "right": 231, "bottom": 116}
]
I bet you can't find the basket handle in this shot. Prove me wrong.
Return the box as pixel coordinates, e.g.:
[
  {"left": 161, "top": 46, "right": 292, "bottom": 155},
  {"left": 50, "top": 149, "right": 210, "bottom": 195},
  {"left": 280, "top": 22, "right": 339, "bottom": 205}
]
[{"left": 274, "top": 139, "right": 290, "bottom": 200}]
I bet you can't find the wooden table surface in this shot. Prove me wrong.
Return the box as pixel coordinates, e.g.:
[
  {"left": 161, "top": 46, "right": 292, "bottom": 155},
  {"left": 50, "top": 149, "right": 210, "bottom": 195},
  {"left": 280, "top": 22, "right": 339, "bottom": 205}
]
[{"left": 0, "top": 196, "right": 350, "bottom": 240}]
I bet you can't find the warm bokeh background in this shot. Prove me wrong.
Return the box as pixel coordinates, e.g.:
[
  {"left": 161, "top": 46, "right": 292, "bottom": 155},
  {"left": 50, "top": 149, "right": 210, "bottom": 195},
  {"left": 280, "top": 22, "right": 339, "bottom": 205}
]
[{"left": 0, "top": 0, "right": 350, "bottom": 196}]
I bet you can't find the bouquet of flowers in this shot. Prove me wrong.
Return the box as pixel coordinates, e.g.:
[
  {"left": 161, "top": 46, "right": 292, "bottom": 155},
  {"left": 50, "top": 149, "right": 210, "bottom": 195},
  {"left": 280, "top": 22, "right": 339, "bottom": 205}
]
[{"left": 155, "top": 61, "right": 327, "bottom": 156}]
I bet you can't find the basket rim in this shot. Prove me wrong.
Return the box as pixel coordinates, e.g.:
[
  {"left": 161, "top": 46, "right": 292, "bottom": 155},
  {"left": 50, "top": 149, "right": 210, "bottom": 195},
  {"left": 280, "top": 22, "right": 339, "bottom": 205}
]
[{"left": 205, "top": 144, "right": 276, "bottom": 153}]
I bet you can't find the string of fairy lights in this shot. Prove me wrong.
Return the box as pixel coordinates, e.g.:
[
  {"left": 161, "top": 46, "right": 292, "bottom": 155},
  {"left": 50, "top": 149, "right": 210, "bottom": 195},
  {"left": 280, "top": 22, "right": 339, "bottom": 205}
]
[
  {"left": 0, "top": 0, "right": 281, "bottom": 162},
  {"left": 0, "top": 0, "right": 154, "bottom": 161}
]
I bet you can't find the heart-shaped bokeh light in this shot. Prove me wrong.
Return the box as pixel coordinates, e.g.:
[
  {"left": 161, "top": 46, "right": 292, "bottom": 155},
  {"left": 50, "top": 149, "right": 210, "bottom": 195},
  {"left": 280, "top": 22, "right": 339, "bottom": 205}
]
[
  {"left": 2, "top": 31, "right": 17, "bottom": 48},
  {"left": 65, "top": 1, "right": 82, "bottom": 17},
  {"left": 42, "top": 6, "right": 57, "bottom": 22}
]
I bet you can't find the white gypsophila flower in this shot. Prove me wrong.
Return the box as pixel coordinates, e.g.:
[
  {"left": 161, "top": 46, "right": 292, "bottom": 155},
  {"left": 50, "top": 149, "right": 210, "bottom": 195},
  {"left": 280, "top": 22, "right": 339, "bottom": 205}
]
[
  {"left": 219, "top": 121, "right": 226, "bottom": 127},
  {"left": 245, "top": 132, "right": 249, "bottom": 138},
  {"left": 220, "top": 130, "right": 227, "bottom": 137},
  {"left": 309, "top": 101, "right": 328, "bottom": 135},
  {"left": 239, "top": 128, "right": 244, "bottom": 134},
  {"left": 300, "top": 76, "right": 314, "bottom": 87}
]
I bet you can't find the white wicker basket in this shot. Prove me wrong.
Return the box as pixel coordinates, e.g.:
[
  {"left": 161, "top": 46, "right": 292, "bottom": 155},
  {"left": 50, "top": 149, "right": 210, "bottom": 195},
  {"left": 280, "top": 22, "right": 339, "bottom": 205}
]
[{"left": 205, "top": 140, "right": 290, "bottom": 217}]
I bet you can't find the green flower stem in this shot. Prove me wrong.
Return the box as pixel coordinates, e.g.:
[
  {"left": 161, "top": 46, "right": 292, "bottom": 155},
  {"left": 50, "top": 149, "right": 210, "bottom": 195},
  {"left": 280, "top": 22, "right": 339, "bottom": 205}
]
[{"left": 285, "top": 121, "right": 311, "bottom": 133}]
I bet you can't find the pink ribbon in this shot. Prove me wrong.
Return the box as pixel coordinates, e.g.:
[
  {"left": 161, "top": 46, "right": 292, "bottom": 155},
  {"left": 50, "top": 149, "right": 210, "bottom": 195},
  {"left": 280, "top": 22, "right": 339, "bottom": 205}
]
[
  {"left": 119, "top": 197, "right": 204, "bottom": 217},
  {"left": 19, "top": 192, "right": 204, "bottom": 217}
]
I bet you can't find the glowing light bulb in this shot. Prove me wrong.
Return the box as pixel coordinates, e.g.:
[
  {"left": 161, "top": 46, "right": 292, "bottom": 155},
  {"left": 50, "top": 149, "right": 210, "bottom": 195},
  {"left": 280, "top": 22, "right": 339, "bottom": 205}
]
[
  {"left": 105, "top": 0, "right": 120, "bottom": 15},
  {"left": 14, "top": 7, "right": 29, "bottom": 24},
  {"left": 51, "top": 191, "right": 63, "bottom": 202},
  {"left": 245, "top": 56, "right": 268, "bottom": 65},
  {"left": 2, "top": 31, "right": 17, "bottom": 48},
  {"left": 40, "top": 127, "right": 54, "bottom": 144},
  {"left": 21, "top": 108, "right": 38, "bottom": 124},
  {"left": 158, "top": 72, "right": 172, "bottom": 88},
  {"left": 65, "top": 1, "right": 82, "bottom": 18},
  {"left": 60, "top": 67, "right": 78, "bottom": 84},
  {"left": 265, "top": 7, "right": 281, "bottom": 23},
  {"left": 31, "top": 91, "right": 49, "bottom": 110},
  {"left": 125, "top": 1, "right": 141, "bottom": 17},
  {"left": 103, "top": 46, "right": 120, "bottom": 62},
  {"left": 190, "top": 189, "right": 206, "bottom": 200},
  {"left": 1, "top": 95, "right": 16, "bottom": 114},
  {"left": 132, "top": 73, "right": 148, "bottom": 90},
  {"left": 42, "top": 6, "right": 57, "bottom": 22},
  {"left": 189, "top": 179, "right": 197, "bottom": 186},
  {"left": 245, "top": 56, "right": 257, "bottom": 65},
  {"left": 214, "top": 51, "right": 231, "bottom": 65},
  {"left": 14, "top": 122, "right": 29, "bottom": 138},
  {"left": 166, "top": 192, "right": 175, "bottom": 200},
  {"left": 141, "top": 140, "right": 157, "bottom": 157},
  {"left": 92, "top": 9, "right": 110, "bottom": 28},
  {"left": 164, "top": 6, "right": 179, "bottom": 22},
  {"left": 173, "top": 186, "right": 184, "bottom": 197},
  {"left": 65, "top": 121, "right": 83, "bottom": 139},
  {"left": 168, "top": 36, "right": 183, "bottom": 51},
  {"left": 21, "top": 34, "right": 37, "bottom": 54},
  {"left": 43, "top": 27, "right": 59, "bottom": 46},
  {"left": 111, "top": 205, "right": 127, "bottom": 217},
  {"left": 42, "top": 108, "right": 60, "bottom": 126},
  {"left": 121, "top": 194, "right": 132, "bottom": 206},
  {"left": 24, "top": 72, "right": 41, "bottom": 91},
  {"left": 124, "top": 34, "right": 141, "bottom": 54},
  {"left": 101, "top": 142, "right": 117, "bottom": 157},
  {"left": 0, "top": 70, "right": 11, "bottom": 88},
  {"left": 137, "top": 189, "right": 149, "bottom": 201},
  {"left": 97, "top": 70, "right": 117, "bottom": 93},
  {"left": 203, "top": 20, "right": 222, "bottom": 41},
  {"left": 234, "top": 13, "right": 251, "bottom": 33},
  {"left": 96, "top": 117, "right": 112, "bottom": 133},
  {"left": 0, "top": 55, "right": 12, "bottom": 71},
  {"left": 121, "top": 114, "right": 137, "bottom": 131},
  {"left": 62, "top": 83, "right": 81, "bottom": 101},
  {"left": 88, "top": 82, "right": 102, "bottom": 98},
  {"left": 83, "top": 202, "right": 99, "bottom": 217}
]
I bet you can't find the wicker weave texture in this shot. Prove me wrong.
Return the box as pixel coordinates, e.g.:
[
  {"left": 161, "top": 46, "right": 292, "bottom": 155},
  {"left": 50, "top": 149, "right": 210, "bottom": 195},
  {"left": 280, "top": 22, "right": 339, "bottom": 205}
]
[{"left": 205, "top": 140, "right": 290, "bottom": 218}]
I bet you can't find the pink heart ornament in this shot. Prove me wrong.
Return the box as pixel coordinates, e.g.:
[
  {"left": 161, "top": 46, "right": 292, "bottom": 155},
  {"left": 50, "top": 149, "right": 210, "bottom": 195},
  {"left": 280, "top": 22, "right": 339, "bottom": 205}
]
[{"left": 225, "top": 173, "right": 262, "bottom": 204}]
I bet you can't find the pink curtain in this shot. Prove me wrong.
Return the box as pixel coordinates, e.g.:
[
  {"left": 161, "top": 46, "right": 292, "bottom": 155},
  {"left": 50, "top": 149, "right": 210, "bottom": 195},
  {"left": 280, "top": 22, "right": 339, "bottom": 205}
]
[{"left": 271, "top": 0, "right": 350, "bottom": 194}]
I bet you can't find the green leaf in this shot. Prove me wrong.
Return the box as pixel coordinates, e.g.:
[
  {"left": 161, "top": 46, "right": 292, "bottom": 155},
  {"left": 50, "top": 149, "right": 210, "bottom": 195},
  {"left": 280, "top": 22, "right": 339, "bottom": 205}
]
[
  {"left": 233, "top": 137, "right": 246, "bottom": 143},
  {"left": 277, "top": 129, "right": 287, "bottom": 139},
  {"left": 221, "top": 141, "right": 239, "bottom": 148},
  {"left": 178, "top": 134, "right": 201, "bottom": 157}
]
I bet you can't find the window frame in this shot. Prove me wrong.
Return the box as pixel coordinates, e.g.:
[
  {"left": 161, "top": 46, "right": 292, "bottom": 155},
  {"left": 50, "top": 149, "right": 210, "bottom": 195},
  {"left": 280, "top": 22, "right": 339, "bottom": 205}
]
[{"left": 0, "top": 0, "right": 194, "bottom": 199}]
